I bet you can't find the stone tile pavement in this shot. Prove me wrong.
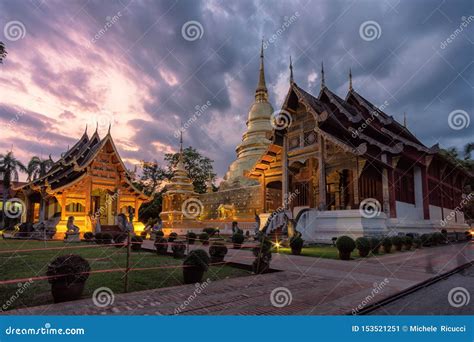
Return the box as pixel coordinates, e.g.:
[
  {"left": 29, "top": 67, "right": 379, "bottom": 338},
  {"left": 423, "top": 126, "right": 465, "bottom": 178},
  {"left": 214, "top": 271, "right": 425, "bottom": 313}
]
[{"left": 5, "top": 241, "right": 473, "bottom": 315}]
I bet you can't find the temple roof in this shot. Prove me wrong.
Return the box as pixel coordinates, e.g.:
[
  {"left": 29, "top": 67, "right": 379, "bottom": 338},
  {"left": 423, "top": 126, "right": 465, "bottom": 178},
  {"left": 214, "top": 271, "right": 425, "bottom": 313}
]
[{"left": 17, "top": 129, "right": 149, "bottom": 200}]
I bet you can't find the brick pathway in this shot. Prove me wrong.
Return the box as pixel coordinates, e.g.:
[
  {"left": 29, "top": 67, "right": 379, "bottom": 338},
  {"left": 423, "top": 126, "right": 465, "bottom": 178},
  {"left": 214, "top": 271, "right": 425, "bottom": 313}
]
[{"left": 6, "top": 241, "right": 473, "bottom": 315}]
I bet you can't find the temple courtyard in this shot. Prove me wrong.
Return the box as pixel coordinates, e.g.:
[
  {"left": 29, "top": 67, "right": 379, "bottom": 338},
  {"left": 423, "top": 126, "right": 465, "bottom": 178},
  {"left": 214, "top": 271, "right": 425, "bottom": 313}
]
[{"left": 5, "top": 240, "right": 473, "bottom": 315}]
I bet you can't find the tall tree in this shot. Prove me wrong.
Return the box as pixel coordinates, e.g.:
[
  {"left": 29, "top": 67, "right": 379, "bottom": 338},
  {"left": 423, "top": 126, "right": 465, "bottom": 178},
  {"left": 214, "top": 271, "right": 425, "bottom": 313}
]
[
  {"left": 463, "top": 142, "right": 474, "bottom": 160},
  {"left": 139, "top": 160, "right": 169, "bottom": 196},
  {"left": 0, "top": 151, "right": 27, "bottom": 227},
  {"left": 0, "top": 41, "right": 6, "bottom": 64},
  {"left": 164, "top": 146, "right": 215, "bottom": 194},
  {"left": 26, "top": 156, "right": 55, "bottom": 222}
]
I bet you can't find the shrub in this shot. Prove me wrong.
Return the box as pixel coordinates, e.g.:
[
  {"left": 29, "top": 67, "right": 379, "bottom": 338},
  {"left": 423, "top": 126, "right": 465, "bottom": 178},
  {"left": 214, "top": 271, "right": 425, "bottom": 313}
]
[
  {"left": 172, "top": 241, "right": 186, "bottom": 259},
  {"left": 95, "top": 233, "right": 113, "bottom": 244},
  {"left": 391, "top": 236, "right": 403, "bottom": 251},
  {"left": 183, "top": 249, "right": 210, "bottom": 272},
  {"left": 420, "top": 233, "right": 432, "bottom": 247},
  {"left": 466, "top": 231, "right": 473, "bottom": 241},
  {"left": 369, "top": 237, "right": 380, "bottom": 254},
  {"left": 433, "top": 232, "right": 446, "bottom": 245},
  {"left": 199, "top": 232, "right": 210, "bottom": 245},
  {"left": 156, "top": 231, "right": 165, "bottom": 237},
  {"left": 154, "top": 237, "right": 168, "bottom": 255},
  {"left": 403, "top": 236, "right": 413, "bottom": 250},
  {"left": 209, "top": 241, "right": 228, "bottom": 262},
  {"left": 168, "top": 232, "right": 178, "bottom": 242},
  {"left": 131, "top": 236, "right": 143, "bottom": 251},
  {"left": 203, "top": 227, "right": 217, "bottom": 236},
  {"left": 413, "top": 237, "right": 422, "bottom": 248},
  {"left": 46, "top": 254, "right": 90, "bottom": 285},
  {"left": 355, "top": 237, "right": 371, "bottom": 257},
  {"left": 382, "top": 237, "right": 392, "bottom": 253},
  {"left": 114, "top": 233, "right": 127, "bottom": 248},
  {"left": 232, "top": 233, "right": 245, "bottom": 248},
  {"left": 83, "top": 232, "right": 94, "bottom": 241},
  {"left": 186, "top": 232, "right": 197, "bottom": 244},
  {"left": 289, "top": 235, "right": 304, "bottom": 255},
  {"left": 336, "top": 236, "right": 356, "bottom": 260}
]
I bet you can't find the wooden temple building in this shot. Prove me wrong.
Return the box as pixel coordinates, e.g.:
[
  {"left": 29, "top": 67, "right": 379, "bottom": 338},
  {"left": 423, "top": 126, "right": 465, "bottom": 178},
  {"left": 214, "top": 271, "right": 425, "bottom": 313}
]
[
  {"left": 15, "top": 128, "right": 149, "bottom": 235},
  {"left": 245, "top": 62, "right": 472, "bottom": 241}
]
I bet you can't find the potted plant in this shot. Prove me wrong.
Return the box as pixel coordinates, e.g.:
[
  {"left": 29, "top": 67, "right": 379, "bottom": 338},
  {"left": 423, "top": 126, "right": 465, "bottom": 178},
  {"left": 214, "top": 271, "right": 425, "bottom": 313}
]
[
  {"left": 168, "top": 232, "right": 178, "bottom": 242},
  {"left": 156, "top": 231, "right": 165, "bottom": 238},
  {"left": 232, "top": 232, "right": 245, "bottom": 249},
  {"left": 172, "top": 241, "right": 186, "bottom": 259},
  {"left": 114, "top": 233, "right": 127, "bottom": 248},
  {"left": 355, "top": 237, "right": 371, "bottom": 257},
  {"left": 335, "top": 236, "right": 355, "bottom": 260},
  {"left": 209, "top": 241, "right": 228, "bottom": 263},
  {"left": 154, "top": 237, "right": 168, "bottom": 255},
  {"left": 391, "top": 236, "right": 403, "bottom": 251},
  {"left": 83, "top": 232, "right": 94, "bottom": 242},
  {"left": 289, "top": 235, "right": 304, "bottom": 255},
  {"left": 413, "top": 237, "right": 422, "bottom": 248},
  {"left": 435, "top": 231, "right": 447, "bottom": 245},
  {"left": 186, "top": 232, "right": 197, "bottom": 245},
  {"left": 183, "top": 249, "right": 210, "bottom": 284},
  {"left": 199, "top": 232, "right": 210, "bottom": 245},
  {"left": 46, "top": 254, "right": 91, "bottom": 303},
  {"left": 203, "top": 227, "right": 217, "bottom": 237},
  {"left": 431, "top": 232, "right": 441, "bottom": 246},
  {"left": 420, "top": 233, "right": 432, "bottom": 247},
  {"left": 382, "top": 237, "right": 392, "bottom": 253},
  {"left": 252, "top": 237, "right": 272, "bottom": 274},
  {"left": 403, "top": 236, "right": 413, "bottom": 250},
  {"left": 369, "top": 237, "right": 380, "bottom": 255},
  {"left": 131, "top": 235, "right": 143, "bottom": 251}
]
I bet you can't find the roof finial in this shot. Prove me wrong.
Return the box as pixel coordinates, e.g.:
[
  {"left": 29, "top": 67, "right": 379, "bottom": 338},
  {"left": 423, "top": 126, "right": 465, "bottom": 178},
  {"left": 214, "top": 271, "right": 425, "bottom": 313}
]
[
  {"left": 289, "top": 56, "right": 294, "bottom": 83},
  {"left": 95, "top": 121, "right": 98, "bottom": 133},
  {"left": 84, "top": 124, "right": 88, "bottom": 135},
  {"left": 349, "top": 68, "right": 353, "bottom": 91},
  {"left": 321, "top": 61, "right": 325, "bottom": 88},
  {"left": 179, "top": 129, "right": 183, "bottom": 154},
  {"left": 108, "top": 122, "right": 111, "bottom": 135},
  {"left": 255, "top": 39, "right": 268, "bottom": 102},
  {"left": 403, "top": 112, "right": 407, "bottom": 128}
]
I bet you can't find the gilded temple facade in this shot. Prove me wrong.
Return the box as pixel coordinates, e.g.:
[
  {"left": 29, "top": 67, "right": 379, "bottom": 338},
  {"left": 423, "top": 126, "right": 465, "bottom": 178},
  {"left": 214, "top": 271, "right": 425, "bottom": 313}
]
[{"left": 16, "top": 128, "right": 149, "bottom": 234}]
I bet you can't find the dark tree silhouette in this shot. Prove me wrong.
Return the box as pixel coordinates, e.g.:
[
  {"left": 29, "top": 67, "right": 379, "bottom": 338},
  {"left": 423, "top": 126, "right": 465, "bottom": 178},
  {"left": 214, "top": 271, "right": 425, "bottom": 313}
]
[{"left": 0, "top": 42, "right": 7, "bottom": 64}]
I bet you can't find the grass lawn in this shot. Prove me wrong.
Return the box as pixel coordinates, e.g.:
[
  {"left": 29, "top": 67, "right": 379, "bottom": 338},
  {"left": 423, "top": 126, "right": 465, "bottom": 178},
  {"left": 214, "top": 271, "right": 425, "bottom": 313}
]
[
  {"left": 0, "top": 239, "right": 251, "bottom": 311},
  {"left": 273, "top": 245, "right": 394, "bottom": 259}
]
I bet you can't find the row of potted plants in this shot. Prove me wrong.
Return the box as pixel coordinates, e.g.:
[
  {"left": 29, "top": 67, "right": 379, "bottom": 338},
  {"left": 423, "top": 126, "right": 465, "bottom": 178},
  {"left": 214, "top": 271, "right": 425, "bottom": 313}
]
[{"left": 336, "top": 230, "right": 473, "bottom": 260}]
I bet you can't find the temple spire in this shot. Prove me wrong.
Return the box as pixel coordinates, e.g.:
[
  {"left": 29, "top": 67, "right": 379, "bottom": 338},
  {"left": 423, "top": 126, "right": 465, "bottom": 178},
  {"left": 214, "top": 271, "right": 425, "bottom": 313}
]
[
  {"left": 255, "top": 40, "right": 268, "bottom": 102},
  {"left": 321, "top": 61, "right": 325, "bottom": 89},
  {"left": 176, "top": 129, "right": 185, "bottom": 172},
  {"left": 108, "top": 123, "right": 111, "bottom": 135},
  {"left": 289, "top": 56, "right": 294, "bottom": 83},
  {"left": 403, "top": 112, "right": 407, "bottom": 128},
  {"left": 349, "top": 68, "right": 353, "bottom": 91}
]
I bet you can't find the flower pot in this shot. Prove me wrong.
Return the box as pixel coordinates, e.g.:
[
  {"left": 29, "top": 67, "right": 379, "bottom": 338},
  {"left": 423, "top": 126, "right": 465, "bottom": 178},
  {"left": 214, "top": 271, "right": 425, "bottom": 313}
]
[
  {"left": 358, "top": 249, "right": 370, "bottom": 257},
  {"left": 210, "top": 256, "right": 224, "bottom": 263},
  {"left": 404, "top": 244, "right": 412, "bottom": 251},
  {"left": 383, "top": 246, "right": 391, "bottom": 253},
  {"left": 395, "top": 245, "right": 402, "bottom": 251},
  {"left": 183, "top": 266, "right": 205, "bottom": 284},
  {"left": 291, "top": 246, "right": 302, "bottom": 255},
  {"left": 252, "top": 259, "right": 270, "bottom": 274},
  {"left": 173, "top": 250, "right": 185, "bottom": 259},
  {"left": 372, "top": 246, "right": 380, "bottom": 255},
  {"left": 51, "top": 282, "right": 85, "bottom": 303},
  {"left": 338, "top": 251, "right": 351, "bottom": 260}
]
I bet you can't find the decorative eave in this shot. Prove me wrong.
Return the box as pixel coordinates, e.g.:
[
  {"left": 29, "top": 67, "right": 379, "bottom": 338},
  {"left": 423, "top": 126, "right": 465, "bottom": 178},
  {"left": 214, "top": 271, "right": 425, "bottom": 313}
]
[
  {"left": 321, "top": 88, "right": 362, "bottom": 123},
  {"left": 315, "top": 127, "right": 367, "bottom": 156},
  {"left": 380, "top": 127, "right": 436, "bottom": 154},
  {"left": 347, "top": 90, "right": 393, "bottom": 125},
  {"left": 348, "top": 128, "right": 404, "bottom": 154}
]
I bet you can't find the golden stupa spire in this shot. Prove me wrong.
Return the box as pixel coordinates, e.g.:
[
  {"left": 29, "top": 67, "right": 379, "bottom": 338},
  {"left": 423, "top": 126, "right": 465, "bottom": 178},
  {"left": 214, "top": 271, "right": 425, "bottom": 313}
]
[
  {"left": 255, "top": 39, "right": 268, "bottom": 102},
  {"left": 349, "top": 68, "right": 353, "bottom": 91},
  {"left": 175, "top": 129, "right": 186, "bottom": 172}
]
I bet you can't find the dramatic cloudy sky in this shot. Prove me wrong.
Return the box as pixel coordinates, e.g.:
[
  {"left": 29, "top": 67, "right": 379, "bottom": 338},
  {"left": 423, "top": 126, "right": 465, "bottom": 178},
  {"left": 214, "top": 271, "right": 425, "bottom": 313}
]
[{"left": 0, "top": 0, "right": 472, "bottom": 181}]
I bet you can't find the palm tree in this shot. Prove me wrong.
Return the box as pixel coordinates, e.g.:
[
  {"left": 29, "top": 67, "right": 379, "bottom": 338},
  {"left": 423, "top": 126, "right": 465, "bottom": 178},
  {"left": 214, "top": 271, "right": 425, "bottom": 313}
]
[
  {"left": 27, "top": 155, "right": 54, "bottom": 181},
  {"left": 0, "top": 41, "right": 6, "bottom": 64},
  {"left": 26, "top": 156, "right": 55, "bottom": 222},
  {"left": 0, "top": 151, "right": 27, "bottom": 227}
]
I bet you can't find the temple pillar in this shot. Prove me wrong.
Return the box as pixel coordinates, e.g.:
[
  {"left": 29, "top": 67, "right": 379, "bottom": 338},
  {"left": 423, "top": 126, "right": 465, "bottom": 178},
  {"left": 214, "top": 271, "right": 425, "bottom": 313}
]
[
  {"left": 381, "top": 154, "right": 390, "bottom": 216},
  {"left": 420, "top": 164, "right": 430, "bottom": 220},
  {"left": 282, "top": 135, "right": 289, "bottom": 209},
  {"left": 318, "top": 134, "right": 327, "bottom": 210}
]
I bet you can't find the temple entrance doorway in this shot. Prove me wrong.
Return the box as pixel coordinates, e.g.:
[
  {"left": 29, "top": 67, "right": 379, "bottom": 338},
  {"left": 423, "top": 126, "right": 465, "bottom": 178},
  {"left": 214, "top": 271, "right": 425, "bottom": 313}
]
[{"left": 91, "top": 188, "right": 117, "bottom": 225}]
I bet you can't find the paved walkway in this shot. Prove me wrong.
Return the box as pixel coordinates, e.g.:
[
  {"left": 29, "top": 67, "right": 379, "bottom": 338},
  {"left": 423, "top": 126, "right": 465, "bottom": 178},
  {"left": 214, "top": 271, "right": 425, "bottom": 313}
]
[{"left": 6, "top": 241, "right": 474, "bottom": 315}]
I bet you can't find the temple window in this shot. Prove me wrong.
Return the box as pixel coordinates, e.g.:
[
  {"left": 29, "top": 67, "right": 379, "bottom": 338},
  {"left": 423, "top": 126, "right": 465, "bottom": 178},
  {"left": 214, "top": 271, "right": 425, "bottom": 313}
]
[{"left": 66, "top": 202, "right": 85, "bottom": 212}]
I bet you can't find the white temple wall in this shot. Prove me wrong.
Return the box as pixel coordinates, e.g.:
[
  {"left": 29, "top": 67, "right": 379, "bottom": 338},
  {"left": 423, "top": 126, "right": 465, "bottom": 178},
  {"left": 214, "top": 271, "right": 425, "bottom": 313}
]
[{"left": 396, "top": 201, "right": 423, "bottom": 221}]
